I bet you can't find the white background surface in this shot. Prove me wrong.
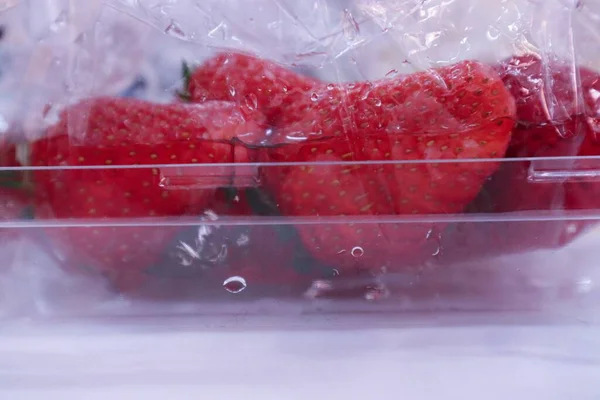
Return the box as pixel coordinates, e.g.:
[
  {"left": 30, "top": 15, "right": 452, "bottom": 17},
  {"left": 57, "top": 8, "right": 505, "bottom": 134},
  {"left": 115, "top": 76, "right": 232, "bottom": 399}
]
[{"left": 1, "top": 318, "right": 600, "bottom": 399}]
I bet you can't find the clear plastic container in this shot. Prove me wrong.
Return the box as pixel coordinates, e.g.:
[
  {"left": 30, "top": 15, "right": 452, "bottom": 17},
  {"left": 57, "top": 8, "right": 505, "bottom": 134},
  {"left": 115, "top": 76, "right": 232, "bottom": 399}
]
[{"left": 1, "top": 0, "right": 600, "bottom": 397}]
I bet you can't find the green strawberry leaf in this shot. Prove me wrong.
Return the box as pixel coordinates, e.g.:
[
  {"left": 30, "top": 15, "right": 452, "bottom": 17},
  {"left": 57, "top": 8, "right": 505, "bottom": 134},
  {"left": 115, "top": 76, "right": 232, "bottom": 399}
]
[{"left": 176, "top": 61, "right": 194, "bottom": 102}]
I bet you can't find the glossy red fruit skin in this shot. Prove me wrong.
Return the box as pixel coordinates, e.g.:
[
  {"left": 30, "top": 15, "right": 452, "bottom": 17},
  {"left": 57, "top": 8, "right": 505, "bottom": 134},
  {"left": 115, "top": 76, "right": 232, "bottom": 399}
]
[
  {"left": 442, "top": 55, "right": 600, "bottom": 262},
  {"left": 30, "top": 98, "right": 266, "bottom": 291},
  {"left": 187, "top": 51, "right": 321, "bottom": 125},
  {"left": 260, "top": 60, "right": 516, "bottom": 273},
  {"left": 496, "top": 54, "right": 600, "bottom": 127}
]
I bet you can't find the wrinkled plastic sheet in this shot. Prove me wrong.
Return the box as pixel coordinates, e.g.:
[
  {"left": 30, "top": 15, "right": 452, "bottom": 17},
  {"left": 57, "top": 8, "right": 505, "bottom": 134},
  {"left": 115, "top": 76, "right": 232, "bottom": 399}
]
[{"left": 2, "top": 0, "right": 599, "bottom": 130}]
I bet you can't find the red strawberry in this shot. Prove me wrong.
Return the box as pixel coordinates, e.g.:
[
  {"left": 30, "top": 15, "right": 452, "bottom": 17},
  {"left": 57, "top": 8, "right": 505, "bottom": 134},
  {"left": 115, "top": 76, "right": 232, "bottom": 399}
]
[
  {"left": 443, "top": 55, "right": 600, "bottom": 261},
  {"left": 30, "top": 98, "right": 265, "bottom": 291},
  {"left": 185, "top": 51, "right": 320, "bottom": 125},
  {"left": 146, "top": 188, "right": 331, "bottom": 294},
  {"left": 497, "top": 54, "right": 600, "bottom": 129},
  {"left": 260, "top": 60, "right": 516, "bottom": 273}
]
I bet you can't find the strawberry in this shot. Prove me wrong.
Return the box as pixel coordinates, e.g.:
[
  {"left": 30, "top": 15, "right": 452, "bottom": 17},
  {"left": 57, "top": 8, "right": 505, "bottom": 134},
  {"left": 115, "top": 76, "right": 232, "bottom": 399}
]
[
  {"left": 146, "top": 188, "right": 332, "bottom": 294},
  {"left": 443, "top": 55, "right": 600, "bottom": 261},
  {"left": 496, "top": 54, "right": 600, "bottom": 129},
  {"left": 185, "top": 51, "right": 320, "bottom": 125},
  {"left": 259, "top": 60, "right": 516, "bottom": 273},
  {"left": 30, "top": 98, "right": 265, "bottom": 291}
]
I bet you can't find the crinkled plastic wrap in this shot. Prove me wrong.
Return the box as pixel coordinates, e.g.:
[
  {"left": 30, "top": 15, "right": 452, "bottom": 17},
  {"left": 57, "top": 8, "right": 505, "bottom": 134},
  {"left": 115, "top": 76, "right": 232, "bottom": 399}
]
[{"left": 0, "top": 0, "right": 600, "bottom": 321}]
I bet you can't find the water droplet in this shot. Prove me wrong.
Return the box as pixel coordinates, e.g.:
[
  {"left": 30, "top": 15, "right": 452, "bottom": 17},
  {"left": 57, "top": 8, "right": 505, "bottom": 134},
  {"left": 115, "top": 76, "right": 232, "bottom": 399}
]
[
  {"left": 282, "top": 85, "right": 288, "bottom": 93},
  {"left": 304, "top": 280, "right": 333, "bottom": 299},
  {"left": 486, "top": 26, "right": 500, "bottom": 41},
  {"left": 228, "top": 86, "right": 237, "bottom": 96},
  {"left": 426, "top": 227, "right": 443, "bottom": 258},
  {"left": 373, "top": 99, "right": 382, "bottom": 107},
  {"left": 165, "top": 20, "right": 187, "bottom": 40},
  {"left": 236, "top": 233, "right": 249, "bottom": 246},
  {"left": 364, "top": 283, "right": 389, "bottom": 301},
  {"left": 565, "top": 223, "right": 580, "bottom": 236},
  {"left": 332, "top": 269, "right": 340, "bottom": 276},
  {"left": 576, "top": 277, "right": 593, "bottom": 294},
  {"left": 587, "top": 116, "right": 600, "bottom": 135},
  {"left": 351, "top": 246, "right": 364, "bottom": 257},
  {"left": 310, "top": 92, "right": 319, "bottom": 101},
  {"left": 223, "top": 276, "right": 247, "bottom": 293},
  {"left": 326, "top": 83, "right": 335, "bottom": 90},
  {"left": 244, "top": 94, "right": 258, "bottom": 110}
]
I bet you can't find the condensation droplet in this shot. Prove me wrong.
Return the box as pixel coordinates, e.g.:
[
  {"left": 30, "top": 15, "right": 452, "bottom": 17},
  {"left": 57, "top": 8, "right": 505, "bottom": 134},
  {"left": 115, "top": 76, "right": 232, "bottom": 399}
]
[
  {"left": 332, "top": 269, "right": 340, "bottom": 276},
  {"left": 587, "top": 115, "right": 600, "bottom": 135},
  {"left": 236, "top": 233, "right": 250, "bottom": 247},
  {"left": 244, "top": 94, "right": 258, "bottom": 110},
  {"left": 304, "top": 280, "right": 333, "bottom": 299},
  {"left": 165, "top": 20, "right": 187, "bottom": 40},
  {"left": 576, "top": 277, "right": 593, "bottom": 294},
  {"left": 486, "top": 26, "right": 500, "bottom": 41},
  {"left": 229, "top": 86, "right": 237, "bottom": 96},
  {"left": 364, "top": 284, "right": 389, "bottom": 301},
  {"left": 566, "top": 223, "right": 579, "bottom": 235},
  {"left": 386, "top": 69, "right": 399, "bottom": 78},
  {"left": 351, "top": 246, "right": 364, "bottom": 257},
  {"left": 373, "top": 99, "right": 382, "bottom": 107},
  {"left": 326, "top": 83, "right": 335, "bottom": 90},
  {"left": 223, "top": 276, "right": 247, "bottom": 293},
  {"left": 310, "top": 92, "right": 319, "bottom": 101}
]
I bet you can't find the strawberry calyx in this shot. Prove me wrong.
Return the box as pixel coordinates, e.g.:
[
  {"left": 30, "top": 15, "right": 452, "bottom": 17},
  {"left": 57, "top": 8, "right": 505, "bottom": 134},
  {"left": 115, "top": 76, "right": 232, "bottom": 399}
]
[
  {"left": 176, "top": 61, "right": 195, "bottom": 102},
  {"left": 243, "top": 187, "right": 337, "bottom": 279}
]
